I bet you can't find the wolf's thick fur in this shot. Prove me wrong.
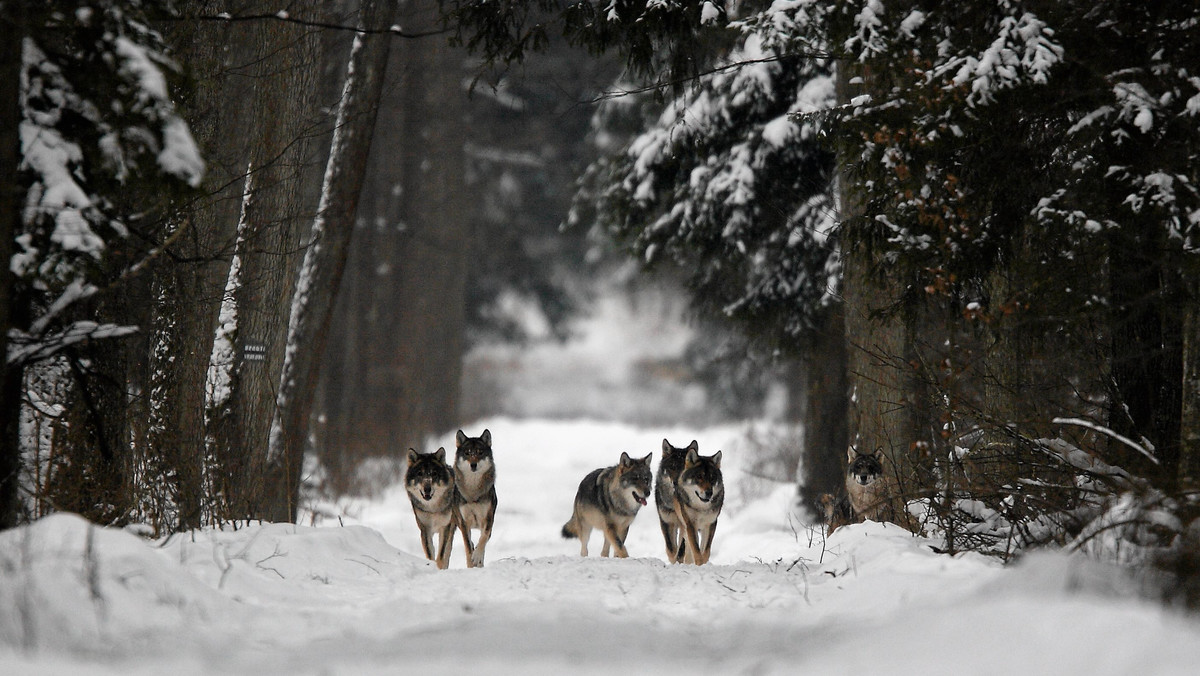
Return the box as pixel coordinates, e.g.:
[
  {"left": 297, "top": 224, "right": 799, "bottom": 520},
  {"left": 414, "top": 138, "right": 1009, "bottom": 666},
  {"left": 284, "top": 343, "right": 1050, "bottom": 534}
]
[
  {"left": 845, "top": 447, "right": 886, "bottom": 522},
  {"left": 454, "top": 429, "right": 497, "bottom": 568},
  {"left": 562, "top": 452, "right": 652, "bottom": 558},
  {"left": 405, "top": 447, "right": 457, "bottom": 569},
  {"left": 655, "top": 439, "right": 696, "bottom": 563},
  {"left": 673, "top": 448, "right": 724, "bottom": 565}
]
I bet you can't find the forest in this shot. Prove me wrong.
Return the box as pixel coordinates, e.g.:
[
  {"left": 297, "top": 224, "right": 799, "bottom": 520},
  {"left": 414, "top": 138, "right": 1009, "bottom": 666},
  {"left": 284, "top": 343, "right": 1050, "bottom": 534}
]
[{"left": 2, "top": 0, "right": 1199, "bottom": 636}]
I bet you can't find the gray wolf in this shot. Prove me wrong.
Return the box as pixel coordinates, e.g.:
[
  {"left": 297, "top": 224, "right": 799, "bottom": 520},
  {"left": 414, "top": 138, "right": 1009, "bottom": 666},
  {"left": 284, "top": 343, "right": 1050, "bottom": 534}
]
[
  {"left": 405, "top": 447, "right": 457, "bottom": 569},
  {"left": 655, "top": 438, "right": 696, "bottom": 563},
  {"left": 454, "top": 428, "right": 498, "bottom": 568},
  {"left": 561, "top": 451, "right": 652, "bottom": 558},
  {"left": 822, "top": 447, "right": 887, "bottom": 534},
  {"left": 673, "top": 447, "right": 724, "bottom": 565}
]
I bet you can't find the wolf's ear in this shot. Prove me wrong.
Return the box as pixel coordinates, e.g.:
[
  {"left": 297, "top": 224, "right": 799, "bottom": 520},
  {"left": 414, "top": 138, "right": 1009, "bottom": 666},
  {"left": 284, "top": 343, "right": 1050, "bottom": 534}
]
[
  {"left": 641, "top": 452, "right": 653, "bottom": 465},
  {"left": 434, "top": 447, "right": 446, "bottom": 463},
  {"left": 710, "top": 450, "right": 722, "bottom": 468},
  {"left": 407, "top": 448, "right": 420, "bottom": 464},
  {"left": 847, "top": 446, "right": 857, "bottom": 462},
  {"left": 662, "top": 438, "right": 672, "bottom": 454},
  {"left": 687, "top": 440, "right": 699, "bottom": 452},
  {"left": 873, "top": 448, "right": 884, "bottom": 461},
  {"left": 481, "top": 429, "right": 492, "bottom": 447},
  {"left": 685, "top": 448, "right": 699, "bottom": 467},
  {"left": 619, "top": 451, "right": 632, "bottom": 467},
  {"left": 456, "top": 430, "right": 467, "bottom": 448}
]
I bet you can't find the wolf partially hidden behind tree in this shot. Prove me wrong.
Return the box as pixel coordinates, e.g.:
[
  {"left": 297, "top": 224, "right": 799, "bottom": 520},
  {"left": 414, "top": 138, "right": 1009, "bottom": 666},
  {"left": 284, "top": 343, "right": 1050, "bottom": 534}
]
[{"left": 822, "top": 447, "right": 886, "bottom": 534}]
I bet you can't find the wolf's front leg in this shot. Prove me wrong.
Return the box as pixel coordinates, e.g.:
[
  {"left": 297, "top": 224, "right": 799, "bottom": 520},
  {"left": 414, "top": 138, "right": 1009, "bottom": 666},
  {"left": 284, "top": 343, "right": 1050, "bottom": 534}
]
[
  {"left": 418, "top": 525, "right": 435, "bottom": 562},
  {"left": 698, "top": 519, "right": 718, "bottom": 565},
  {"left": 603, "top": 524, "right": 629, "bottom": 558},
  {"left": 470, "top": 529, "right": 490, "bottom": 568},
  {"left": 435, "top": 522, "right": 455, "bottom": 570},
  {"left": 459, "top": 525, "right": 477, "bottom": 568},
  {"left": 676, "top": 500, "right": 702, "bottom": 565},
  {"left": 469, "top": 505, "right": 495, "bottom": 568},
  {"left": 659, "top": 517, "right": 679, "bottom": 563}
]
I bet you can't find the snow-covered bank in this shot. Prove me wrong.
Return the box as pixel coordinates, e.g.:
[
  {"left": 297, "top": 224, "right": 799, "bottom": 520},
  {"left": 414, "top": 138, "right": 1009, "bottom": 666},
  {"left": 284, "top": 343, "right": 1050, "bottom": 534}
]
[{"left": 2, "top": 418, "right": 1199, "bottom": 675}]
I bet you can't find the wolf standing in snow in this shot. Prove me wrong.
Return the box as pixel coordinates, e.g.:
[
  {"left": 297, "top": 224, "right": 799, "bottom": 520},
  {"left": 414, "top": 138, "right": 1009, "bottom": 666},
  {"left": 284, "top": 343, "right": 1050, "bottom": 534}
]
[
  {"left": 562, "top": 451, "right": 653, "bottom": 558},
  {"left": 673, "top": 447, "right": 724, "bottom": 565},
  {"left": 454, "top": 429, "right": 498, "bottom": 568},
  {"left": 405, "top": 447, "right": 457, "bottom": 570},
  {"left": 654, "top": 438, "right": 696, "bottom": 563}
]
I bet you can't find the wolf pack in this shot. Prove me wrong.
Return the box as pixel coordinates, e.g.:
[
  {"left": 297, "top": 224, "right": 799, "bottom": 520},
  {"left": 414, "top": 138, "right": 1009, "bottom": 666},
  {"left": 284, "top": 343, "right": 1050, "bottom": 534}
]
[
  {"left": 404, "top": 430, "right": 725, "bottom": 569},
  {"left": 406, "top": 429, "right": 886, "bottom": 569}
]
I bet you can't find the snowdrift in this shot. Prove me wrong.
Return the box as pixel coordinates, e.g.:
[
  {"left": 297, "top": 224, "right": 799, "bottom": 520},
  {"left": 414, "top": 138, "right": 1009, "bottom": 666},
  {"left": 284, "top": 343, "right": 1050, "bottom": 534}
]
[{"left": 2, "top": 418, "right": 1198, "bottom": 674}]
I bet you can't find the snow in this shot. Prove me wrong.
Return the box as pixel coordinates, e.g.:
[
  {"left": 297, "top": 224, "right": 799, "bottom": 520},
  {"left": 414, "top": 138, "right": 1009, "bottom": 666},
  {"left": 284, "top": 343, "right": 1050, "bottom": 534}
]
[
  {"left": 3, "top": 417, "right": 1200, "bottom": 674},
  {"left": 113, "top": 37, "right": 205, "bottom": 186}
]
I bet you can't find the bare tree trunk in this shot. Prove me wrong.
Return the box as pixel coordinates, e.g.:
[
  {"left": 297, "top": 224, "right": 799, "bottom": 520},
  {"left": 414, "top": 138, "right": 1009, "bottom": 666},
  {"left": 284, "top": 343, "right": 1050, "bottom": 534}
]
[
  {"left": 148, "top": 5, "right": 267, "bottom": 530},
  {"left": 317, "top": 0, "right": 468, "bottom": 495},
  {"left": 387, "top": 0, "right": 468, "bottom": 448},
  {"left": 797, "top": 303, "right": 848, "bottom": 515},
  {"left": 1180, "top": 267, "right": 1200, "bottom": 489},
  {"left": 0, "top": 2, "right": 23, "bottom": 528},
  {"left": 264, "top": 0, "right": 401, "bottom": 522}
]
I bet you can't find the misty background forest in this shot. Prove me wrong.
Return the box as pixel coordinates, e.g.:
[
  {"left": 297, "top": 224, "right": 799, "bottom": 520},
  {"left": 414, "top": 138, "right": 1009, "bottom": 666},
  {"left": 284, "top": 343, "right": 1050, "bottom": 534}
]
[{"left": 2, "top": 0, "right": 1200, "bottom": 659}]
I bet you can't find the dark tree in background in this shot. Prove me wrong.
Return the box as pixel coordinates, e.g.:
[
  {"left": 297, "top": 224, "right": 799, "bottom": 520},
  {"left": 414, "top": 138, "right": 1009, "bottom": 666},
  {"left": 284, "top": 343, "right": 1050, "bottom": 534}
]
[
  {"left": 443, "top": 0, "right": 1200, "bottom": 570},
  {"left": 316, "top": 2, "right": 614, "bottom": 494},
  {"left": 316, "top": 0, "right": 456, "bottom": 496}
]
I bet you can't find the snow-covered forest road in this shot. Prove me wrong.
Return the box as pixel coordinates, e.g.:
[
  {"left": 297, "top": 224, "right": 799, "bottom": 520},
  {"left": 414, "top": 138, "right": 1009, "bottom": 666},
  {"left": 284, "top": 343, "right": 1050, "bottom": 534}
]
[{"left": 2, "top": 418, "right": 1199, "bottom": 674}]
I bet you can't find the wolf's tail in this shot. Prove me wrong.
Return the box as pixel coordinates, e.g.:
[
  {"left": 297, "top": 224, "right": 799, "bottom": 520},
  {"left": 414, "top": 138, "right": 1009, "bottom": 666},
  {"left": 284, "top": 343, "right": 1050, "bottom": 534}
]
[{"left": 561, "top": 516, "right": 578, "bottom": 540}]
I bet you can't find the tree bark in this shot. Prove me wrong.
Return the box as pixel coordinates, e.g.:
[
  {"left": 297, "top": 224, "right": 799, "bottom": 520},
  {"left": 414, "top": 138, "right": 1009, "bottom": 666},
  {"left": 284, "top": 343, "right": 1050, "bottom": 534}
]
[
  {"left": 797, "top": 303, "right": 848, "bottom": 515},
  {"left": 264, "top": 0, "right": 401, "bottom": 522},
  {"left": 836, "top": 63, "right": 924, "bottom": 527},
  {"left": 0, "top": 2, "right": 24, "bottom": 528},
  {"left": 148, "top": 2, "right": 265, "bottom": 530},
  {"left": 383, "top": 0, "right": 469, "bottom": 450},
  {"left": 317, "top": 0, "right": 468, "bottom": 495},
  {"left": 1180, "top": 266, "right": 1200, "bottom": 489}
]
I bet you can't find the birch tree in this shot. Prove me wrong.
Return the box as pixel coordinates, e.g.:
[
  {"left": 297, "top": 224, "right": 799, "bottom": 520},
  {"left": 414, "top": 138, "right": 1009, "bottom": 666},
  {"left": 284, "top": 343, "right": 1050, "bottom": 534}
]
[{"left": 266, "top": 0, "right": 400, "bottom": 522}]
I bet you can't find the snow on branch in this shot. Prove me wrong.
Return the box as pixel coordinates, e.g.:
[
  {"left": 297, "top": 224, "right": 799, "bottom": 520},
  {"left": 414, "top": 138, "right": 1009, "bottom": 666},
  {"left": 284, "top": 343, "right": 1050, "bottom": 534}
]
[
  {"left": 8, "top": 321, "right": 139, "bottom": 366},
  {"left": 1051, "top": 417, "right": 1159, "bottom": 466}
]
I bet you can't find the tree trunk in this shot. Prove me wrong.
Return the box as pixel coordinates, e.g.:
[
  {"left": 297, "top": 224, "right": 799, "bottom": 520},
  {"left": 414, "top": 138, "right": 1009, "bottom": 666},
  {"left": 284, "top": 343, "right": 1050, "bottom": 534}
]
[
  {"left": 387, "top": 0, "right": 469, "bottom": 448},
  {"left": 1180, "top": 265, "right": 1200, "bottom": 489},
  {"left": 797, "top": 303, "right": 848, "bottom": 516},
  {"left": 0, "top": 2, "right": 24, "bottom": 529},
  {"left": 1108, "top": 228, "right": 1184, "bottom": 485},
  {"left": 836, "top": 64, "right": 923, "bottom": 527},
  {"left": 264, "top": 0, "right": 401, "bottom": 522},
  {"left": 149, "top": 10, "right": 255, "bottom": 530},
  {"left": 317, "top": 0, "right": 469, "bottom": 495}
]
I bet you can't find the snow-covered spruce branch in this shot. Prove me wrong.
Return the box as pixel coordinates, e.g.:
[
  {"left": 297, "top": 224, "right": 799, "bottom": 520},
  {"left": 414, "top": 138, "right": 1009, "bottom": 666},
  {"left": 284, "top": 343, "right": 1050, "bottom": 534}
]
[
  {"left": 1052, "top": 417, "right": 1159, "bottom": 466},
  {"left": 7, "top": 321, "right": 138, "bottom": 367},
  {"left": 589, "top": 51, "right": 830, "bottom": 103}
]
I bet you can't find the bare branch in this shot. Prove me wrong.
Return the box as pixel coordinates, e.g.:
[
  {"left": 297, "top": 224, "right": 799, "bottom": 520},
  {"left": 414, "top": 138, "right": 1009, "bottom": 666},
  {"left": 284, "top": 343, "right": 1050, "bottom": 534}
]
[{"left": 164, "top": 12, "right": 448, "bottom": 39}]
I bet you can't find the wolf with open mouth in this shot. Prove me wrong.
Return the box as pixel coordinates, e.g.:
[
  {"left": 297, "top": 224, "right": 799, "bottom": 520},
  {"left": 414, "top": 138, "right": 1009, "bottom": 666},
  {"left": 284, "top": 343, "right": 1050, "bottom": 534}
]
[{"left": 561, "top": 451, "right": 653, "bottom": 558}]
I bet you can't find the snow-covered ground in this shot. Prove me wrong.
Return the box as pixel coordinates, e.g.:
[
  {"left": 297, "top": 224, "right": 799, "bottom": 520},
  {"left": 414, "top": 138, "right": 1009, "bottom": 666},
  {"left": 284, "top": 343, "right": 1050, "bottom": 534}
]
[{"left": 3, "top": 417, "right": 1199, "bottom": 675}]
